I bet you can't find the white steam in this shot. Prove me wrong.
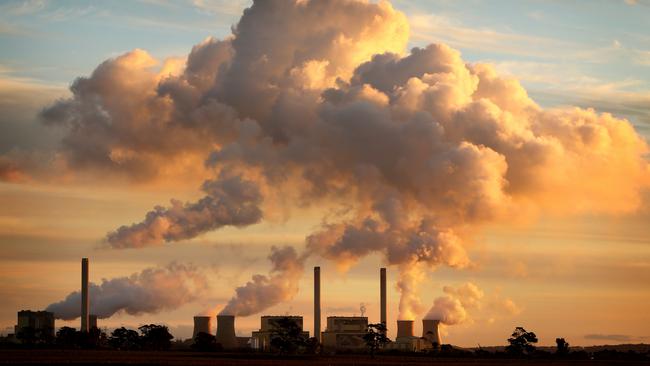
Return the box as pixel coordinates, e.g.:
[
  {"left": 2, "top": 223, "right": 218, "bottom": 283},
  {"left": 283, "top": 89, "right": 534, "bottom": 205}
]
[
  {"left": 219, "top": 246, "right": 304, "bottom": 316},
  {"left": 46, "top": 263, "right": 207, "bottom": 320}
]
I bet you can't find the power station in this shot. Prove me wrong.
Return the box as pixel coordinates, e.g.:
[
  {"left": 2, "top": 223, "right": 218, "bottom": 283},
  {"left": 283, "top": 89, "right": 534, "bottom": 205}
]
[
  {"left": 204, "top": 266, "right": 442, "bottom": 352},
  {"left": 14, "top": 259, "right": 443, "bottom": 353}
]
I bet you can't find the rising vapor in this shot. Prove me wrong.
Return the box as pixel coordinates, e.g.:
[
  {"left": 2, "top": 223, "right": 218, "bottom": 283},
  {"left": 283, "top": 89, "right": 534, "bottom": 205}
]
[
  {"left": 220, "top": 246, "right": 304, "bottom": 317},
  {"left": 28, "top": 0, "right": 650, "bottom": 319},
  {"left": 46, "top": 263, "right": 207, "bottom": 320}
]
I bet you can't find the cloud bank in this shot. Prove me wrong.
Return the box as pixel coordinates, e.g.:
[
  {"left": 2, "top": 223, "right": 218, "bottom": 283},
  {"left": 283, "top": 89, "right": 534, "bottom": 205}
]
[{"left": 18, "top": 0, "right": 650, "bottom": 319}]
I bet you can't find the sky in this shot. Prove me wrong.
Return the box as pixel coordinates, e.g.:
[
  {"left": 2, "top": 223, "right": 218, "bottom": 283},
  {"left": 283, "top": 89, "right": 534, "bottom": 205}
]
[{"left": 0, "top": 0, "right": 649, "bottom": 347}]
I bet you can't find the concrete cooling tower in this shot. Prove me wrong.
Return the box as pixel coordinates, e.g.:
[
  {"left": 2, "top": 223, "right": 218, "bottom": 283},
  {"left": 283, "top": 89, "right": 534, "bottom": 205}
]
[
  {"left": 422, "top": 319, "right": 442, "bottom": 346},
  {"left": 216, "top": 315, "right": 237, "bottom": 349},
  {"left": 396, "top": 320, "right": 414, "bottom": 339},
  {"left": 193, "top": 316, "right": 212, "bottom": 338}
]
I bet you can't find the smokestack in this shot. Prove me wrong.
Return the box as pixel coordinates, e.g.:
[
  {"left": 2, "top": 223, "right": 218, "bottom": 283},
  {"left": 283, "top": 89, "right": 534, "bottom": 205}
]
[
  {"left": 89, "top": 314, "right": 98, "bottom": 330},
  {"left": 215, "top": 315, "right": 237, "bottom": 349},
  {"left": 422, "top": 319, "right": 442, "bottom": 346},
  {"left": 380, "top": 268, "right": 386, "bottom": 330},
  {"left": 193, "top": 316, "right": 212, "bottom": 338},
  {"left": 81, "top": 258, "right": 89, "bottom": 332},
  {"left": 396, "top": 320, "right": 414, "bottom": 339},
  {"left": 314, "top": 266, "right": 321, "bottom": 343}
]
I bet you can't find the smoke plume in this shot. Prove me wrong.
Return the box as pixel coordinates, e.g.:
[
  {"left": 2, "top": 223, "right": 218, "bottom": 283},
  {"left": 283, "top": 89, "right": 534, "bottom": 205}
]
[
  {"left": 46, "top": 263, "right": 207, "bottom": 320},
  {"left": 106, "top": 175, "right": 263, "bottom": 248},
  {"left": 25, "top": 0, "right": 650, "bottom": 318},
  {"left": 424, "top": 282, "right": 519, "bottom": 326},
  {"left": 219, "top": 246, "right": 304, "bottom": 316}
]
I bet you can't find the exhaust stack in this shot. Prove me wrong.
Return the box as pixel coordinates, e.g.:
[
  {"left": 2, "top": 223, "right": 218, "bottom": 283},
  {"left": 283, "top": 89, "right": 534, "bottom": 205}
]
[
  {"left": 193, "top": 316, "right": 212, "bottom": 338},
  {"left": 216, "top": 315, "right": 237, "bottom": 349},
  {"left": 314, "top": 266, "right": 321, "bottom": 343},
  {"left": 396, "top": 320, "right": 414, "bottom": 339},
  {"left": 422, "top": 319, "right": 442, "bottom": 346},
  {"left": 81, "top": 258, "right": 89, "bottom": 332},
  {"left": 380, "top": 268, "right": 386, "bottom": 330}
]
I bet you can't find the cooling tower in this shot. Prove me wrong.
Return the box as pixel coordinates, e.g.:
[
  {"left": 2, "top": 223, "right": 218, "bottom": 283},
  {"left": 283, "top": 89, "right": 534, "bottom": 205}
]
[
  {"left": 314, "top": 266, "right": 321, "bottom": 343},
  {"left": 193, "top": 316, "right": 212, "bottom": 338},
  {"left": 380, "top": 268, "right": 386, "bottom": 330},
  {"left": 216, "top": 315, "right": 237, "bottom": 349},
  {"left": 422, "top": 319, "right": 442, "bottom": 346},
  {"left": 396, "top": 320, "right": 414, "bottom": 339},
  {"left": 81, "top": 258, "right": 89, "bottom": 332}
]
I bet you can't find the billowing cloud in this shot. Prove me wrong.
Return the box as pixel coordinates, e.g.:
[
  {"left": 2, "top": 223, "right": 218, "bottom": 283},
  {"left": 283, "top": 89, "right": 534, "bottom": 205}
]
[
  {"left": 11, "top": 0, "right": 649, "bottom": 319},
  {"left": 46, "top": 263, "right": 207, "bottom": 320},
  {"left": 424, "top": 282, "right": 518, "bottom": 327},
  {"left": 106, "top": 174, "right": 263, "bottom": 248},
  {"left": 219, "top": 246, "right": 304, "bottom": 317}
]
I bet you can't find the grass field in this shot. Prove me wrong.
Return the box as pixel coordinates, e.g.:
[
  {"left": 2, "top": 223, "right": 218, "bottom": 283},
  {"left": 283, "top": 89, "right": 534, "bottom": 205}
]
[{"left": 1, "top": 350, "right": 648, "bottom": 366}]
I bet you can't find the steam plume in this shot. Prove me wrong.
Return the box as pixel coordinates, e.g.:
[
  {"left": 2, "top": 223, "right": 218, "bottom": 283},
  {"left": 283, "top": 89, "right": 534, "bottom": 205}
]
[
  {"left": 26, "top": 0, "right": 650, "bottom": 318},
  {"left": 106, "top": 175, "right": 263, "bottom": 248},
  {"left": 46, "top": 263, "right": 206, "bottom": 320},
  {"left": 424, "top": 282, "right": 519, "bottom": 326},
  {"left": 219, "top": 246, "right": 304, "bottom": 316}
]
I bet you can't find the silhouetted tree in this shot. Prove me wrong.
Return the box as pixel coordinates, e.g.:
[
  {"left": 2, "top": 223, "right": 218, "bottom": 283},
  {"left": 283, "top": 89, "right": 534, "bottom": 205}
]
[
  {"left": 192, "top": 331, "right": 217, "bottom": 352},
  {"left": 305, "top": 337, "right": 321, "bottom": 354},
  {"left": 363, "top": 323, "right": 390, "bottom": 358},
  {"left": 55, "top": 327, "right": 78, "bottom": 348},
  {"left": 556, "top": 337, "right": 570, "bottom": 356},
  {"left": 139, "top": 324, "right": 173, "bottom": 351},
  {"left": 506, "top": 327, "right": 538, "bottom": 356},
  {"left": 79, "top": 327, "right": 107, "bottom": 349},
  {"left": 109, "top": 327, "right": 140, "bottom": 350},
  {"left": 269, "top": 317, "right": 308, "bottom": 354}
]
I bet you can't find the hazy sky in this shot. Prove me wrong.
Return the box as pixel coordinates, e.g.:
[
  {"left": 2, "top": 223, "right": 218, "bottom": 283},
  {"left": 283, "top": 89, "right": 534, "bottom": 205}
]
[{"left": 0, "top": 0, "right": 649, "bottom": 346}]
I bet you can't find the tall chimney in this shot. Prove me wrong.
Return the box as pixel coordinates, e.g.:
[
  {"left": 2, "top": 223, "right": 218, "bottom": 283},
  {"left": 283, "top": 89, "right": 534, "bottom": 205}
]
[
  {"left": 422, "top": 319, "right": 442, "bottom": 346},
  {"left": 193, "top": 316, "right": 212, "bottom": 338},
  {"left": 396, "top": 320, "right": 414, "bottom": 339},
  {"left": 314, "top": 266, "right": 321, "bottom": 343},
  {"left": 215, "top": 315, "right": 237, "bottom": 349},
  {"left": 380, "top": 268, "right": 387, "bottom": 331},
  {"left": 81, "top": 258, "right": 89, "bottom": 332}
]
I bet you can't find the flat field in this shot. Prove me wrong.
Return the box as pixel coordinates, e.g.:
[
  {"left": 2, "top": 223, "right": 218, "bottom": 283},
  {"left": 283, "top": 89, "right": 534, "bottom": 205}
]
[{"left": 0, "top": 350, "right": 648, "bottom": 366}]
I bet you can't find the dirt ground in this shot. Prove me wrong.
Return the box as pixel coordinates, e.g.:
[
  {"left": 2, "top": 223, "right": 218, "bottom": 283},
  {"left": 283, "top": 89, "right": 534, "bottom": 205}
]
[{"left": 1, "top": 350, "right": 648, "bottom": 366}]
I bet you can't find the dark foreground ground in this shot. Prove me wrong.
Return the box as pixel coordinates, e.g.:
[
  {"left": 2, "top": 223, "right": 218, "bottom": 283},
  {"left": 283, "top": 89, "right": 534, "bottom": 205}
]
[{"left": 1, "top": 350, "right": 649, "bottom": 366}]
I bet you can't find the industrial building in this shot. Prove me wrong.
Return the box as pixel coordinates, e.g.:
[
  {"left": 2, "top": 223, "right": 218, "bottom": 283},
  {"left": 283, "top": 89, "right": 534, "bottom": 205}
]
[
  {"left": 321, "top": 316, "right": 368, "bottom": 350},
  {"left": 251, "top": 316, "right": 308, "bottom": 351},
  {"left": 15, "top": 310, "right": 55, "bottom": 339}
]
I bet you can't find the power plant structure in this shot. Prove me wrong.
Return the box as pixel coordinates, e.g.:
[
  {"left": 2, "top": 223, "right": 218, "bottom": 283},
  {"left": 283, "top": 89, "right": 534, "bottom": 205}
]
[
  {"left": 12, "top": 258, "right": 446, "bottom": 353},
  {"left": 81, "top": 257, "right": 89, "bottom": 332},
  {"left": 251, "top": 316, "right": 308, "bottom": 351},
  {"left": 193, "top": 316, "right": 212, "bottom": 338},
  {"left": 321, "top": 316, "right": 368, "bottom": 350},
  {"left": 314, "top": 266, "right": 321, "bottom": 343},
  {"left": 14, "top": 310, "right": 55, "bottom": 339},
  {"left": 422, "top": 319, "right": 442, "bottom": 346},
  {"left": 206, "top": 266, "right": 441, "bottom": 352},
  {"left": 380, "top": 267, "right": 387, "bottom": 332}
]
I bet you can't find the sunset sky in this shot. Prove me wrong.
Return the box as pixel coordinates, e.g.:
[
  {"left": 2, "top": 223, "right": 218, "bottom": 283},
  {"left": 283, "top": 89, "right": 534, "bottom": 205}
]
[{"left": 1, "top": 0, "right": 649, "bottom": 347}]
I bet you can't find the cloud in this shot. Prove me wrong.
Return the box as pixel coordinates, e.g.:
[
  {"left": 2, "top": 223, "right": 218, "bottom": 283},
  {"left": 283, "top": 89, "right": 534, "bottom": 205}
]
[
  {"left": 45, "top": 262, "right": 207, "bottom": 320},
  {"left": 7, "top": 0, "right": 650, "bottom": 320}
]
